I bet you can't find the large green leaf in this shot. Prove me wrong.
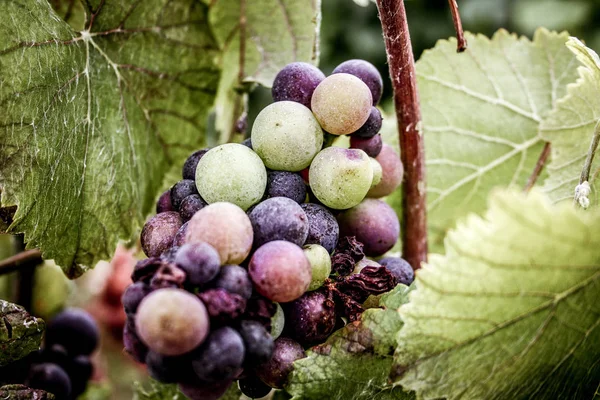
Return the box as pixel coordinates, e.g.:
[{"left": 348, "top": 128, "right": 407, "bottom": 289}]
[
  {"left": 394, "top": 190, "right": 600, "bottom": 399},
  {"left": 416, "top": 29, "right": 579, "bottom": 251},
  {"left": 541, "top": 38, "right": 600, "bottom": 205},
  {"left": 208, "top": 0, "right": 321, "bottom": 143},
  {"left": 0, "top": 300, "right": 45, "bottom": 366},
  {"left": 0, "top": 0, "right": 220, "bottom": 277},
  {"left": 286, "top": 285, "right": 414, "bottom": 400}
]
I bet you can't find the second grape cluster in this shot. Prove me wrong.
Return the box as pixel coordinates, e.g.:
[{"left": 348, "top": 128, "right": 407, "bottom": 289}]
[{"left": 122, "top": 59, "right": 412, "bottom": 400}]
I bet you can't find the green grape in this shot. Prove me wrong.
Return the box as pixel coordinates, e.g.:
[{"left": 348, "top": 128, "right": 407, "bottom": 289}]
[
  {"left": 252, "top": 101, "right": 324, "bottom": 171},
  {"left": 271, "top": 303, "right": 285, "bottom": 340},
  {"left": 196, "top": 143, "right": 267, "bottom": 210},
  {"left": 370, "top": 157, "right": 382, "bottom": 188},
  {"left": 303, "top": 244, "right": 332, "bottom": 291},
  {"left": 308, "top": 147, "right": 373, "bottom": 209}
]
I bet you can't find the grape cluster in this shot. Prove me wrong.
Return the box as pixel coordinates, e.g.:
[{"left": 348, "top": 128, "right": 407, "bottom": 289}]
[
  {"left": 123, "top": 59, "right": 412, "bottom": 400},
  {"left": 0, "top": 308, "right": 99, "bottom": 399}
]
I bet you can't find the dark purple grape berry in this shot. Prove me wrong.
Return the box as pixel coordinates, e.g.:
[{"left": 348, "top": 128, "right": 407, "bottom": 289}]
[
  {"left": 183, "top": 149, "right": 210, "bottom": 180},
  {"left": 211, "top": 265, "right": 253, "bottom": 299},
  {"left": 131, "top": 257, "right": 163, "bottom": 283},
  {"left": 271, "top": 62, "right": 325, "bottom": 109},
  {"left": 171, "top": 180, "right": 199, "bottom": 210},
  {"left": 156, "top": 190, "right": 174, "bottom": 213},
  {"left": 42, "top": 344, "right": 69, "bottom": 369},
  {"left": 45, "top": 309, "right": 99, "bottom": 356},
  {"left": 350, "top": 134, "right": 382, "bottom": 158},
  {"left": 265, "top": 171, "right": 306, "bottom": 204},
  {"left": 145, "top": 351, "right": 195, "bottom": 384},
  {"left": 255, "top": 337, "right": 305, "bottom": 389},
  {"left": 122, "top": 282, "right": 152, "bottom": 314},
  {"left": 300, "top": 203, "right": 339, "bottom": 253},
  {"left": 378, "top": 257, "right": 414, "bottom": 286},
  {"left": 350, "top": 107, "right": 382, "bottom": 139},
  {"left": 173, "top": 221, "right": 189, "bottom": 247},
  {"left": 332, "top": 60, "right": 383, "bottom": 105},
  {"left": 191, "top": 327, "right": 245, "bottom": 383},
  {"left": 141, "top": 212, "right": 183, "bottom": 258},
  {"left": 123, "top": 322, "right": 148, "bottom": 363},
  {"left": 178, "top": 379, "right": 233, "bottom": 400},
  {"left": 174, "top": 242, "right": 220, "bottom": 286},
  {"left": 66, "top": 355, "right": 93, "bottom": 398},
  {"left": 179, "top": 194, "right": 207, "bottom": 222},
  {"left": 27, "top": 363, "right": 71, "bottom": 399},
  {"left": 242, "top": 138, "right": 253, "bottom": 150},
  {"left": 239, "top": 374, "right": 272, "bottom": 399},
  {"left": 283, "top": 290, "right": 336, "bottom": 346},
  {"left": 238, "top": 320, "right": 274, "bottom": 366},
  {"left": 249, "top": 197, "right": 309, "bottom": 247},
  {"left": 198, "top": 289, "right": 247, "bottom": 323}
]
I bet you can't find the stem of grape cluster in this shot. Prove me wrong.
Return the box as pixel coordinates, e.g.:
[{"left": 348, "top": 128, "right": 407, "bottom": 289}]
[
  {"left": 0, "top": 249, "right": 42, "bottom": 276},
  {"left": 376, "top": 0, "right": 427, "bottom": 270}
]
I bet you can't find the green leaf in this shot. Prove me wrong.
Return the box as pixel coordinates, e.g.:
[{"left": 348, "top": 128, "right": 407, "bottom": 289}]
[
  {"left": 0, "top": 0, "right": 220, "bottom": 277},
  {"left": 208, "top": 0, "right": 321, "bottom": 142},
  {"left": 541, "top": 38, "right": 600, "bottom": 205},
  {"left": 394, "top": 190, "right": 600, "bottom": 399},
  {"left": 0, "top": 384, "right": 54, "bottom": 400},
  {"left": 0, "top": 300, "right": 45, "bottom": 366},
  {"left": 49, "top": 0, "right": 86, "bottom": 31},
  {"left": 416, "top": 28, "right": 579, "bottom": 251},
  {"left": 286, "top": 285, "right": 414, "bottom": 400}
]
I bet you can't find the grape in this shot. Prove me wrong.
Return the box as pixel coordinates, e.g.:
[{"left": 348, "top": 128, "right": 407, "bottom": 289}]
[
  {"left": 337, "top": 199, "right": 400, "bottom": 257},
  {"left": 178, "top": 379, "right": 233, "bottom": 400},
  {"left": 66, "top": 355, "right": 93, "bottom": 398},
  {"left": 156, "top": 190, "right": 174, "bottom": 213},
  {"left": 270, "top": 303, "right": 285, "bottom": 340},
  {"left": 309, "top": 147, "right": 373, "bottom": 210},
  {"left": 27, "top": 363, "right": 71, "bottom": 399},
  {"left": 123, "top": 321, "right": 148, "bottom": 363},
  {"left": 183, "top": 148, "right": 210, "bottom": 180},
  {"left": 251, "top": 101, "right": 324, "bottom": 171},
  {"left": 185, "top": 202, "right": 253, "bottom": 264},
  {"left": 283, "top": 290, "right": 336, "bottom": 345},
  {"left": 249, "top": 197, "right": 309, "bottom": 247},
  {"left": 311, "top": 73, "right": 372, "bottom": 135},
  {"left": 198, "top": 289, "right": 247, "bottom": 323},
  {"left": 174, "top": 242, "right": 220, "bottom": 286},
  {"left": 196, "top": 144, "right": 267, "bottom": 210},
  {"left": 173, "top": 221, "right": 188, "bottom": 247},
  {"left": 150, "top": 262, "right": 186, "bottom": 290},
  {"left": 303, "top": 244, "right": 331, "bottom": 291},
  {"left": 300, "top": 203, "right": 339, "bottom": 253},
  {"left": 352, "top": 257, "right": 381, "bottom": 274},
  {"left": 238, "top": 320, "right": 274, "bottom": 366},
  {"left": 332, "top": 59, "right": 383, "bottom": 105},
  {"left": 370, "top": 158, "right": 382, "bottom": 188},
  {"left": 367, "top": 144, "right": 403, "bottom": 198},
  {"left": 271, "top": 62, "right": 325, "bottom": 108},
  {"left": 145, "top": 351, "right": 196, "bottom": 384},
  {"left": 122, "top": 281, "right": 151, "bottom": 314},
  {"left": 141, "top": 212, "right": 183, "bottom": 257},
  {"left": 179, "top": 194, "right": 207, "bottom": 222},
  {"left": 378, "top": 257, "right": 414, "bottom": 285},
  {"left": 255, "top": 337, "right": 305, "bottom": 389},
  {"left": 350, "top": 107, "right": 383, "bottom": 138},
  {"left": 191, "top": 326, "right": 245, "bottom": 383},
  {"left": 265, "top": 171, "right": 307, "bottom": 204},
  {"left": 211, "top": 264, "right": 253, "bottom": 299},
  {"left": 135, "top": 288, "right": 209, "bottom": 356},
  {"left": 170, "top": 180, "right": 198, "bottom": 210},
  {"left": 45, "top": 308, "right": 99, "bottom": 356},
  {"left": 238, "top": 374, "right": 272, "bottom": 399},
  {"left": 249, "top": 241, "right": 312, "bottom": 302},
  {"left": 242, "top": 137, "right": 253, "bottom": 149},
  {"left": 350, "top": 134, "right": 382, "bottom": 158}
]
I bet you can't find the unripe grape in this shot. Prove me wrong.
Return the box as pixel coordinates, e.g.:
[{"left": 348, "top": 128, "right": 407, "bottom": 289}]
[
  {"left": 368, "top": 144, "right": 403, "bottom": 198},
  {"left": 303, "top": 244, "right": 331, "bottom": 291},
  {"left": 370, "top": 158, "right": 382, "bottom": 188},
  {"left": 271, "top": 303, "right": 285, "bottom": 340},
  {"left": 352, "top": 257, "right": 381, "bottom": 274}
]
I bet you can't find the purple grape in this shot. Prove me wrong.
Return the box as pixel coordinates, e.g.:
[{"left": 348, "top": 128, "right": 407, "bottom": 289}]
[
  {"left": 183, "top": 149, "right": 210, "bottom": 180},
  {"left": 45, "top": 309, "right": 99, "bottom": 356},
  {"left": 332, "top": 60, "right": 383, "bottom": 105},
  {"left": 378, "top": 257, "right": 414, "bottom": 286},
  {"left": 145, "top": 351, "right": 196, "bottom": 384},
  {"left": 283, "top": 290, "right": 336, "bottom": 346},
  {"left": 123, "top": 322, "right": 148, "bottom": 363},
  {"left": 178, "top": 379, "right": 233, "bottom": 400},
  {"left": 179, "top": 194, "right": 207, "bottom": 222},
  {"left": 300, "top": 203, "right": 339, "bottom": 253},
  {"left": 265, "top": 171, "right": 307, "bottom": 204},
  {"left": 27, "top": 363, "right": 71, "bottom": 399},
  {"left": 239, "top": 374, "right": 272, "bottom": 398},
  {"left": 242, "top": 138, "right": 253, "bottom": 149},
  {"left": 149, "top": 262, "right": 186, "bottom": 290},
  {"left": 368, "top": 144, "right": 403, "bottom": 198},
  {"left": 122, "top": 282, "right": 152, "bottom": 315},
  {"left": 211, "top": 264, "right": 253, "bottom": 299},
  {"left": 131, "top": 257, "right": 163, "bottom": 283},
  {"left": 156, "top": 190, "right": 174, "bottom": 213},
  {"left": 350, "top": 107, "right": 383, "bottom": 139},
  {"left": 66, "top": 355, "right": 93, "bottom": 398},
  {"left": 41, "top": 344, "right": 69, "bottom": 371},
  {"left": 238, "top": 320, "right": 274, "bottom": 366},
  {"left": 198, "top": 289, "right": 247, "bottom": 323},
  {"left": 337, "top": 199, "right": 400, "bottom": 257},
  {"left": 191, "top": 327, "right": 245, "bottom": 383},
  {"left": 255, "top": 337, "right": 305, "bottom": 389},
  {"left": 173, "top": 221, "right": 189, "bottom": 247},
  {"left": 141, "top": 212, "right": 183, "bottom": 258},
  {"left": 170, "top": 180, "right": 198, "bottom": 210},
  {"left": 350, "top": 134, "right": 382, "bottom": 158},
  {"left": 271, "top": 62, "right": 325, "bottom": 108},
  {"left": 249, "top": 197, "right": 309, "bottom": 247},
  {"left": 174, "top": 242, "right": 220, "bottom": 286}
]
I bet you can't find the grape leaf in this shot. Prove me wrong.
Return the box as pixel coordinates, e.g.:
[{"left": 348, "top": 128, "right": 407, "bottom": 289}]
[
  {"left": 0, "top": 385, "right": 54, "bottom": 400},
  {"left": 541, "top": 38, "right": 600, "bottom": 205},
  {"left": 0, "top": 300, "right": 45, "bottom": 367},
  {"left": 416, "top": 28, "right": 579, "bottom": 251},
  {"left": 49, "top": 0, "right": 86, "bottom": 31},
  {"left": 394, "top": 190, "right": 600, "bottom": 399},
  {"left": 208, "top": 0, "right": 321, "bottom": 142},
  {"left": 286, "top": 285, "right": 414, "bottom": 400},
  {"left": 0, "top": 0, "right": 220, "bottom": 277}
]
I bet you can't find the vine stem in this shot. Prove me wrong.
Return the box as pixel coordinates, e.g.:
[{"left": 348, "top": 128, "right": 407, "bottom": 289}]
[
  {"left": 376, "top": 0, "right": 427, "bottom": 270},
  {"left": 0, "top": 249, "right": 42, "bottom": 276},
  {"left": 523, "top": 142, "right": 551, "bottom": 192},
  {"left": 448, "top": 0, "right": 467, "bottom": 52},
  {"left": 579, "top": 120, "right": 600, "bottom": 185}
]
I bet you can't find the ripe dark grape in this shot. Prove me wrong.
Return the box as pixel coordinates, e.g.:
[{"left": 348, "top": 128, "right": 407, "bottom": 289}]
[
  {"left": 156, "top": 190, "right": 174, "bottom": 213},
  {"left": 255, "top": 337, "right": 305, "bottom": 389},
  {"left": 191, "top": 327, "right": 245, "bottom": 383},
  {"left": 178, "top": 379, "right": 233, "bottom": 400},
  {"left": 249, "top": 197, "right": 309, "bottom": 247},
  {"left": 378, "top": 257, "right": 414, "bottom": 286},
  {"left": 271, "top": 62, "right": 325, "bottom": 108},
  {"left": 27, "top": 363, "right": 71, "bottom": 399},
  {"left": 283, "top": 290, "right": 336, "bottom": 346},
  {"left": 145, "top": 351, "right": 195, "bottom": 384},
  {"left": 211, "top": 264, "right": 253, "bottom": 299},
  {"left": 350, "top": 134, "right": 383, "bottom": 158},
  {"left": 173, "top": 221, "right": 188, "bottom": 247},
  {"left": 123, "top": 322, "right": 148, "bottom": 363},
  {"left": 183, "top": 148, "right": 210, "bottom": 180},
  {"left": 67, "top": 355, "right": 93, "bottom": 398},
  {"left": 332, "top": 59, "right": 383, "bottom": 105},
  {"left": 174, "top": 242, "right": 221, "bottom": 286},
  {"left": 265, "top": 171, "right": 306, "bottom": 204},
  {"left": 238, "top": 374, "right": 272, "bottom": 399},
  {"left": 141, "top": 211, "right": 183, "bottom": 257},
  {"left": 45, "top": 308, "right": 99, "bottom": 356},
  {"left": 351, "top": 107, "right": 383, "bottom": 138},
  {"left": 42, "top": 344, "right": 69, "bottom": 369},
  {"left": 238, "top": 320, "right": 274, "bottom": 366},
  {"left": 301, "top": 203, "right": 339, "bottom": 253},
  {"left": 122, "top": 281, "right": 151, "bottom": 315},
  {"left": 198, "top": 289, "right": 247, "bottom": 323},
  {"left": 171, "top": 179, "right": 198, "bottom": 210},
  {"left": 179, "top": 194, "right": 207, "bottom": 222}
]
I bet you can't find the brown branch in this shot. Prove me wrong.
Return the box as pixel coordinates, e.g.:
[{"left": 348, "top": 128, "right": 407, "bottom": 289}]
[
  {"left": 0, "top": 249, "right": 43, "bottom": 276},
  {"left": 524, "top": 142, "right": 551, "bottom": 192},
  {"left": 376, "top": 0, "right": 427, "bottom": 270},
  {"left": 448, "top": 0, "right": 467, "bottom": 52}
]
